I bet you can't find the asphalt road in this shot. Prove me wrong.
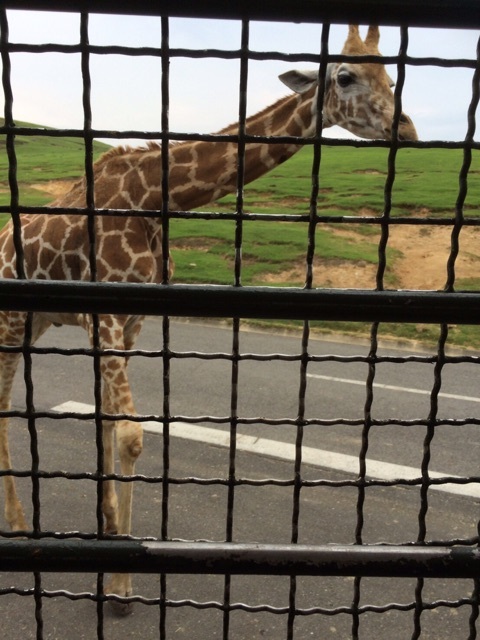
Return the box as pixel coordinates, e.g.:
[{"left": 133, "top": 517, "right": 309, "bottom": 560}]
[{"left": 1, "top": 318, "right": 480, "bottom": 639}]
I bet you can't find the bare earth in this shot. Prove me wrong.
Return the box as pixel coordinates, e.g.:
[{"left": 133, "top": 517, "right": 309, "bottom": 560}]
[
  {"left": 33, "top": 180, "right": 479, "bottom": 291},
  {"left": 258, "top": 220, "right": 479, "bottom": 291},
  {"left": 305, "top": 224, "right": 479, "bottom": 290},
  {"left": 32, "top": 180, "right": 76, "bottom": 200}
]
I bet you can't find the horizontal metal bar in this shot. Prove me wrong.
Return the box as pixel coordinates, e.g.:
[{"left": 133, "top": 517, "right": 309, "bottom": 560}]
[
  {"left": 0, "top": 280, "right": 479, "bottom": 325},
  {"left": 3, "top": 0, "right": 480, "bottom": 30},
  {"left": 0, "top": 125, "right": 477, "bottom": 150},
  {"left": 1, "top": 540, "right": 479, "bottom": 578}
]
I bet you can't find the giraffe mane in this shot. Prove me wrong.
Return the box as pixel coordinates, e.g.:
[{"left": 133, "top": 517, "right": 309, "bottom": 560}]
[
  {"left": 217, "top": 94, "right": 294, "bottom": 136},
  {"left": 94, "top": 97, "right": 293, "bottom": 169},
  {"left": 95, "top": 141, "right": 162, "bottom": 166}
]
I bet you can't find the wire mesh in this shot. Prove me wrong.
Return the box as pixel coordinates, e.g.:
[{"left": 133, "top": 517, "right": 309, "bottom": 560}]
[{"left": 0, "top": 2, "right": 480, "bottom": 639}]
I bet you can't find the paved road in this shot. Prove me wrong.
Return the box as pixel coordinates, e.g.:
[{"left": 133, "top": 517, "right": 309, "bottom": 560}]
[
  {"left": 18, "top": 317, "right": 480, "bottom": 481},
  {"left": 1, "top": 319, "right": 479, "bottom": 639}
]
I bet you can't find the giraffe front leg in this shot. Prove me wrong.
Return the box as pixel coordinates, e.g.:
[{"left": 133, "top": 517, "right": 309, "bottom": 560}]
[
  {"left": 0, "top": 420, "right": 28, "bottom": 532},
  {"left": 0, "top": 350, "right": 28, "bottom": 533},
  {"left": 87, "top": 315, "right": 144, "bottom": 614},
  {"left": 101, "top": 419, "right": 119, "bottom": 535},
  {"left": 0, "top": 314, "right": 51, "bottom": 533},
  {"left": 116, "top": 419, "right": 143, "bottom": 536},
  {"left": 106, "top": 419, "right": 143, "bottom": 615}
]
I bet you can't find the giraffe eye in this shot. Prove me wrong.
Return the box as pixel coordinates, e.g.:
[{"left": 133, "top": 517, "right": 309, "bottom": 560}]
[{"left": 337, "top": 72, "right": 355, "bottom": 88}]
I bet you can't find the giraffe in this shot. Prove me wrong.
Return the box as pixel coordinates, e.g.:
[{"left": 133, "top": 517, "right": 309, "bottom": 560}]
[{"left": 0, "top": 25, "right": 417, "bottom": 613}]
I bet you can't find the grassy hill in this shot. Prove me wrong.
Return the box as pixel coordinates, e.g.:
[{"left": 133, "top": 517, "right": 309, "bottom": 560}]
[
  {"left": 0, "top": 119, "right": 110, "bottom": 208},
  {"left": 0, "top": 123, "right": 479, "bottom": 347}
]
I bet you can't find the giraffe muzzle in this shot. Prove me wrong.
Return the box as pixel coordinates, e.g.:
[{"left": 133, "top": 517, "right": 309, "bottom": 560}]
[{"left": 397, "top": 112, "right": 418, "bottom": 141}]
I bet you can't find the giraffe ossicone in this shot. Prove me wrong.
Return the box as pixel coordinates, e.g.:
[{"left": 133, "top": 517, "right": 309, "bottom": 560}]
[{"left": 0, "top": 24, "right": 417, "bottom": 613}]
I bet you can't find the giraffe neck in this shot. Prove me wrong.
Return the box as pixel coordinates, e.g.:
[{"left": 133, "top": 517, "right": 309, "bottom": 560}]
[
  {"left": 168, "top": 89, "right": 318, "bottom": 211},
  {"left": 74, "top": 87, "right": 320, "bottom": 216}
]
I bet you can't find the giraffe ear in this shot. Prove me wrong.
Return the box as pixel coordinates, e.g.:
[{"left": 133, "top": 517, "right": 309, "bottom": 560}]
[
  {"left": 279, "top": 69, "right": 320, "bottom": 94},
  {"left": 343, "top": 24, "right": 364, "bottom": 54},
  {"left": 365, "top": 25, "right": 380, "bottom": 53}
]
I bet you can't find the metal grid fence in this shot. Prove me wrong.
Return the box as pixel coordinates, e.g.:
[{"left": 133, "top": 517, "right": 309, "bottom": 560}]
[{"left": 1, "top": 1, "right": 480, "bottom": 639}]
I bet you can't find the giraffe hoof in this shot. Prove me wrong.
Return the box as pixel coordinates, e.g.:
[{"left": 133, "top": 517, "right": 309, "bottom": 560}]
[
  {"left": 108, "top": 598, "right": 134, "bottom": 617},
  {"left": 104, "top": 527, "right": 118, "bottom": 535}
]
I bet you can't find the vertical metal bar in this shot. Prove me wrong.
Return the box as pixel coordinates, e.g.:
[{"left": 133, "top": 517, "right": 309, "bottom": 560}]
[
  {"left": 81, "top": 15, "right": 96, "bottom": 283},
  {"left": 80, "top": 13, "right": 105, "bottom": 640},
  {"left": 356, "top": 322, "right": 378, "bottom": 545},
  {"left": 80, "top": 14, "right": 104, "bottom": 530},
  {"left": 287, "top": 570, "right": 297, "bottom": 639},
  {"left": 305, "top": 23, "right": 330, "bottom": 290},
  {"left": 377, "top": 26, "right": 408, "bottom": 291},
  {"left": 32, "top": 571, "right": 44, "bottom": 640},
  {"left": 419, "top": 323, "right": 447, "bottom": 541},
  {"left": 161, "top": 15, "right": 171, "bottom": 285},
  {"left": 412, "top": 323, "right": 448, "bottom": 637},
  {"left": 411, "top": 576, "right": 425, "bottom": 640},
  {"left": 160, "top": 16, "right": 171, "bottom": 639},
  {"left": 23, "top": 311, "right": 43, "bottom": 636},
  {"left": 390, "top": 27, "right": 409, "bottom": 144},
  {"left": 233, "top": 19, "right": 250, "bottom": 288},
  {"left": 223, "top": 315, "right": 241, "bottom": 639},
  {"left": 160, "top": 13, "right": 171, "bottom": 534},
  {"left": 353, "top": 322, "right": 379, "bottom": 639},
  {"left": 22, "top": 314, "right": 40, "bottom": 535},
  {"left": 160, "top": 314, "right": 171, "bottom": 640},
  {"left": 287, "top": 320, "right": 311, "bottom": 638},
  {"left": 222, "top": 21, "right": 250, "bottom": 637},
  {"left": 290, "top": 29, "right": 331, "bottom": 636}
]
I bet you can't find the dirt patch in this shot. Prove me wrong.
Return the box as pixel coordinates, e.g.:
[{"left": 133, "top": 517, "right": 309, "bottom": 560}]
[
  {"left": 172, "top": 238, "right": 222, "bottom": 252},
  {"left": 260, "top": 222, "right": 480, "bottom": 290},
  {"left": 260, "top": 258, "right": 378, "bottom": 288},
  {"left": 353, "top": 169, "right": 385, "bottom": 175},
  {"left": 31, "top": 180, "right": 75, "bottom": 200},
  {"left": 388, "top": 224, "right": 480, "bottom": 289}
]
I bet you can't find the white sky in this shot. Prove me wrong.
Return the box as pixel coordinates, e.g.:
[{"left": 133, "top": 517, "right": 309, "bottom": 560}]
[{"left": 2, "top": 10, "right": 480, "bottom": 143}]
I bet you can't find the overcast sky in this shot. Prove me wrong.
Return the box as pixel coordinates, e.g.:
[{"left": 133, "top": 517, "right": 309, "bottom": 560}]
[{"left": 2, "top": 10, "right": 480, "bottom": 144}]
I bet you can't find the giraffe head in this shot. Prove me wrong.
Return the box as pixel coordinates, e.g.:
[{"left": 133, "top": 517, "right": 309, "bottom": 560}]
[{"left": 280, "top": 25, "right": 418, "bottom": 141}]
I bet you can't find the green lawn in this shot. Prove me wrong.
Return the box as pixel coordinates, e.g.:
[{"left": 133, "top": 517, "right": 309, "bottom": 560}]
[
  {"left": 214, "top": 146, "right": 480, "bottom": 216},
  {"left": 0, "top": 118, "right": 110, "bottom": 214}
]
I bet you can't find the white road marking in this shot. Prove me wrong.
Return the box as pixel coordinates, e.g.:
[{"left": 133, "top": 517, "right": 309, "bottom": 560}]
[
  {"left": 307, "top": 373, "right": 480, "bottom": 403},
  {"left": 52, "top": 400, "right": 480, "bottom": 500}
]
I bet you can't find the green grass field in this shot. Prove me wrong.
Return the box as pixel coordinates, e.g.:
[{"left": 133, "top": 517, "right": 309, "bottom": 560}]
[
  {"left": 217, "top": 146, "right": 480, "bottom": 216},
  {"left": 1, "top": 122, "right": 479, "bottom": 347}
]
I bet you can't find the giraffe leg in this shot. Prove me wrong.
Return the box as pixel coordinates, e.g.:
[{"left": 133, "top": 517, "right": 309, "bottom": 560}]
[
  {"left": 79, "top": 315, "right": 120, "bottom": 536},
  {"left": 83, "top": 315, "right": 144, "bottom": 614},
  {"left": 107, "top": 320, "right": 143, "bottom": 614},
  {"left": 101, "top": 412, "right": 119, "bottom": 535},
  {"left": 106, "top": 417, "right": 143, "bottom": 614},
  {"left": 0, "top": 350, "right": 28, "bottom": 532},
  {"left": 0, "top": 311, "right": 50, "bottom": 532}
]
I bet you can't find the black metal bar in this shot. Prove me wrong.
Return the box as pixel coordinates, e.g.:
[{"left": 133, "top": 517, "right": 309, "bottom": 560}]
[
  {"left": 0, "top": 280, "right": 479, "bottom": 324},
  {"left": 1, "top": 540, "right": 480, "bottom": 578},
  {"left": 0, "top": 126, "right": 478, "bottom": 149},
  {"left": 3, "top": 0, "right": 480, "bottom": 30}
]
